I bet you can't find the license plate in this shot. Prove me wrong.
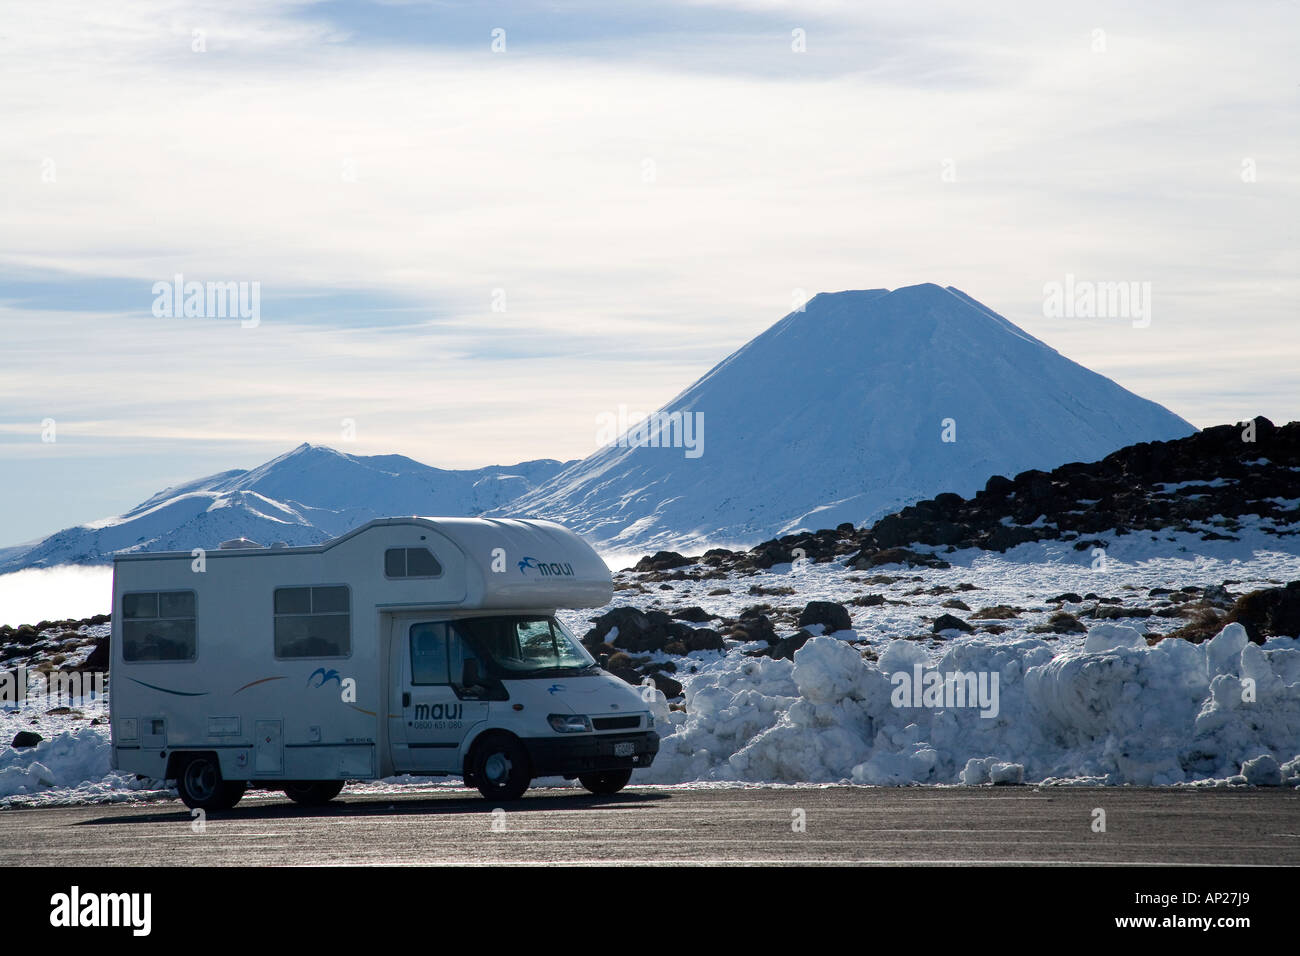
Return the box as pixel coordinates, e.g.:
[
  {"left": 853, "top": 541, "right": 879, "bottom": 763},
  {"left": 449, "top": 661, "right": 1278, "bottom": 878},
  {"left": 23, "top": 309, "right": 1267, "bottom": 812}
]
[{"left": 613, "top": 741, "right": 635, "bottom": 757}]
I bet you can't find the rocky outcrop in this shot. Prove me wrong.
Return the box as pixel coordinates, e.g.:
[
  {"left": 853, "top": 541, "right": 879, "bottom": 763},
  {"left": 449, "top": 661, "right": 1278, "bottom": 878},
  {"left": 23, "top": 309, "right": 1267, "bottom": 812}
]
[
  {"left": 1226, "top": 581, "right": 1300, "bottom": 643},
  {"left": 616, "top": 418, "right": 1298, "bottom": 576},
  {"left": 1164, "top": 581, "right": 1300, "bottom": 645},
  {"left": 632, "top": 551, "right": 695, "bottom": 573},
  {"left": 835, "top": 418, "right": 1298, "bottom": 558},
  {"left": 932, "top": 614, "right": 974, "bottom": 634},
  {"left": 797, "top": 601, "right": 852, "bottom": 633}
]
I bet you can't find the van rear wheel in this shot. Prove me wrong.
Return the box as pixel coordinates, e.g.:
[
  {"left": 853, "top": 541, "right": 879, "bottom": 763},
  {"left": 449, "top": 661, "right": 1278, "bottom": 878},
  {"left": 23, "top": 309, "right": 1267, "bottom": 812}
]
[
  {"left": 578, "top": 769, "right": 632, "bottom": 795},
  {"left": 176, "top": 754, "right": 246, "bottom": 811},
  {"left": 284, "top": 780, "right": 345, "bottom": 806},
  {"left": 471, "top": 735, "right": 531, "bottom": 801}
]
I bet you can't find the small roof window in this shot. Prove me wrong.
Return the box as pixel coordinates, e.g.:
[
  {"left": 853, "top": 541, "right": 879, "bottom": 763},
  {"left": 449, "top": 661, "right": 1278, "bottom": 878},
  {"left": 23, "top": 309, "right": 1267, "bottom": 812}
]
[{"left": 385, "top": 547, "right": 443, "bottom": 579}]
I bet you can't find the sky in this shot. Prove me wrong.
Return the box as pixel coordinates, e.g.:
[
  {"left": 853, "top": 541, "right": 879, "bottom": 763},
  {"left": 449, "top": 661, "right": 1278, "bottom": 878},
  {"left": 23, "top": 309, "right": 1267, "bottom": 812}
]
[{"left": 1, "top": 0, "right": 1297, "bottom": 546}]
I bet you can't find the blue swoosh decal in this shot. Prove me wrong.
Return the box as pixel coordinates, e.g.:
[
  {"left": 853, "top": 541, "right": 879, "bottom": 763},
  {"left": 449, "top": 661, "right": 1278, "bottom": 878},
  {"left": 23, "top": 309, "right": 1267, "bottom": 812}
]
[{"left": 127, "top": 677, "right": 208, "bottom": 697}]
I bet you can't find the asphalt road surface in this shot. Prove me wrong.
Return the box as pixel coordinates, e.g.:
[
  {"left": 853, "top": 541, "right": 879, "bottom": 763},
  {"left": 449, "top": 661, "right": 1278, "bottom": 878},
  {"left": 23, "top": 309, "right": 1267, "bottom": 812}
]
[{"left": 2, "top": 785, "right": 1297, "bottom": 866}]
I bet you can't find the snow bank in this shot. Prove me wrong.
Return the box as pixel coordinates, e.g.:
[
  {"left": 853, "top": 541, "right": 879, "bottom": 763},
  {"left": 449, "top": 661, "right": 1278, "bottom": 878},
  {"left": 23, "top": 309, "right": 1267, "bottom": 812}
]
[
  {"left": 0, "top": 729, "right": 159, "bottom": 806},
  {"left": 639, "top": 625, "right": 1300, "bottom": 787}
]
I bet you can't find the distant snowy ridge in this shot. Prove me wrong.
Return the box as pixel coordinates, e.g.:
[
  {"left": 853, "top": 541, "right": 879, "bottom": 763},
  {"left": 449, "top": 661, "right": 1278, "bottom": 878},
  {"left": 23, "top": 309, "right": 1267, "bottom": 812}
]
[
  {"left": 500, "top": 284, "right": 1196, "bottom": 552},
  {"left": 0, "top": 445, "right": 573, "bottom": 573},
  {"left": 3, "top": 283, "right": 1197, "bottom": 571}
]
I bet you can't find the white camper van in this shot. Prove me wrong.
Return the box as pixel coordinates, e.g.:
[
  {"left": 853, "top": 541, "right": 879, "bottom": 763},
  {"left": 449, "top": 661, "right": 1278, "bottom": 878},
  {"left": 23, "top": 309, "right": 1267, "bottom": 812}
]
[{"left": 109, "top": 517, "right": 657, "bottom": 810}]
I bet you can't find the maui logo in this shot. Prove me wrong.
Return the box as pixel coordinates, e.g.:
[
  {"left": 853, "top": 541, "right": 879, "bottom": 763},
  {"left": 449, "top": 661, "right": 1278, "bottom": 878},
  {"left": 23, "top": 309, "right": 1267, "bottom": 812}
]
[
  {"left": 518, "top": 556, "right": 574, "bottom": 577},
  {"left": 413, "top": 702, "right": 462, "bottom": 720},
  {"left": 547, "top": 684, "right": 565, "bottom": 695},
  {"left": 307, "top": 668, "right": 342, "bottom": 688}
]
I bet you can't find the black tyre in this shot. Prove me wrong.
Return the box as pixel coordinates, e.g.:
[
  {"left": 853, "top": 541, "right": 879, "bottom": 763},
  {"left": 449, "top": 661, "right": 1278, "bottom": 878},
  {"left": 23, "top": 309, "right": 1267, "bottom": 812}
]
[
  {"left": 176, "top": 754, "right": 246, "bottom": 811},
  {"left": 471, "top": 734, "right": 531, "bottom": 801},
  {"left": 283, "top": 780, "right": 346, "bottom": 806},
  {"left": 578, "top": 769, "right": 632, "bottom": 795}
]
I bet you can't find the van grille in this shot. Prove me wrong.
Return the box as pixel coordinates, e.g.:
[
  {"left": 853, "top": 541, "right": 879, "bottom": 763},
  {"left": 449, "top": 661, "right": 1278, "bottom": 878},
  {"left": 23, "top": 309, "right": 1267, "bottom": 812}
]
[{"left": 592, "top": 716, "right": 640, "bottom": 731}]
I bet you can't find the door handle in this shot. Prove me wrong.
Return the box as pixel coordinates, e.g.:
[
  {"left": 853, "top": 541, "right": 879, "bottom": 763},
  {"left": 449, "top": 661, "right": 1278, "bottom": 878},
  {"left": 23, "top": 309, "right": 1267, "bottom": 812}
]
[{"left": 402, "top": 692, "right": 410, "bottom": 707}]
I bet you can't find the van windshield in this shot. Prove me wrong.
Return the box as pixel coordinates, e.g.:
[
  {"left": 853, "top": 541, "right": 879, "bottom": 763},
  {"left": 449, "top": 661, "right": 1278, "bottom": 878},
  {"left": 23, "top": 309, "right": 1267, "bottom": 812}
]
[{"left": 450, "top": 616, "right": 597, "bottom": 678}]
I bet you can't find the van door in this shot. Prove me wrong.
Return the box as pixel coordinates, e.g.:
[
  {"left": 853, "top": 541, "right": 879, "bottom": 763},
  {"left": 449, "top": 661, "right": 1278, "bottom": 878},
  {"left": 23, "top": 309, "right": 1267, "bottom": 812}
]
[
  {"left": 387, "top": 617, "right": 489, "bottom": 774},
  {"left": 254, "top": 720, "right": 283, "bottom": 774}
]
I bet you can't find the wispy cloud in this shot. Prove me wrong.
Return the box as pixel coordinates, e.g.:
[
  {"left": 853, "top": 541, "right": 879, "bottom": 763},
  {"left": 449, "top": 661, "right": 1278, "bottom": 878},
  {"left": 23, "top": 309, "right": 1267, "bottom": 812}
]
[{"left": 1, "top": 0, "right": 1297, "bottom": 542}]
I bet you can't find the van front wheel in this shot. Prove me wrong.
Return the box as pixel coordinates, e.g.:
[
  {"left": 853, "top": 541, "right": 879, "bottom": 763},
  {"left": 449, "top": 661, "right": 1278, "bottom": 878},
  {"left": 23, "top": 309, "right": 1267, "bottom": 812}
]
[
  {"left": 284, "top": 780, "right": 345, "bottom": 806},
  {"left": 578, "top": 769, "right": 632, "bottom": 795},
  {"left": 471, "top": 735, "right": 531, "bottom": 801},
  {"left": 176, "top": 754, "right": 246, "bottom": 811}
]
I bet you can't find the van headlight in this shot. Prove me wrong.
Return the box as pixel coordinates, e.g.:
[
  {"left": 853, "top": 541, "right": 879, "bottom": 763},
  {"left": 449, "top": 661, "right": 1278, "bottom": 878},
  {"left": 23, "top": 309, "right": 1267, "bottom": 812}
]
[{"left": 548, "top": 714, "right": 592, "bottom": 734}]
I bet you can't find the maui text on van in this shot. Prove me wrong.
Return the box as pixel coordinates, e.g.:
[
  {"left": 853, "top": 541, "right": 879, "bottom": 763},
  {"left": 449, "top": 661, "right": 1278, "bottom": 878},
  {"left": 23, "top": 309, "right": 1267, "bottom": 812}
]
[{"left": 109, "top": 517, "right": 658, "bottom": 810}]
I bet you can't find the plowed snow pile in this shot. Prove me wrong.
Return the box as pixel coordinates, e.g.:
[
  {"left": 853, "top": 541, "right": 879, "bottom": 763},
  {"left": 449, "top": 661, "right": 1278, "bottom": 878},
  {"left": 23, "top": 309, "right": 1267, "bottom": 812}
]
[
  {"left": 637, "top": 623, "right": 1300, "bottom": 787},
  {"left": 0, "top": 728, "right": 160, "bottom": 804}
]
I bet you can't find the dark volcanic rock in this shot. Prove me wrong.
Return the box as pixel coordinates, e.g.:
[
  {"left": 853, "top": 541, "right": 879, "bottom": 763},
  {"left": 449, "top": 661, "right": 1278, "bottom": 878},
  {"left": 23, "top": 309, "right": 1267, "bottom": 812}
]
[
  {"left": 970, "top": 605, "right": 1020, "bottom": 620},
  {"left": 797, "top": 600, "right": 852, "bottom": 633},
  {"left": 1202, "top": 584, "right": 1234, "bottom": 607},
  {"left": 632, "top": 551, "right": 695, "bottom": 572},
  {"left": 1034, "top": 611, "right": 1087, "bottom": 634},
  {"left": 601, "top": 651, "right": 641, "bottom": 684},
  {"left": 685, "top": 628, "right": 726, "bottom": 652},
  {"left": 671, "top": 606, "right": 714, "bottom": 623},
  {"left": 644, "top": 672, "right": 683, "bottom": 698},
  {"left": 1088, "top": 604, "right": 1154, "bottom": 620},
  {"left": 769, "top": 629, "right": 815, "bottom": 661},
  {"left": 1224, "top": 581, "right": 1300, "bottom": 644},
  {"left": 584, "top": 607, "right": 653, "bottom": 650},
  {"left": 985, "top": 525, "right": 1041, "bottom": 552},
  {"left": 81, "top": 636, "right": 109, "bottom": 671},
  {"left": 983, "top": 474, "right": 1014, "bottom": 498},
  {"left": 850, "top": 548, "right": 951, "bottom": 570},
  {"left": 726, "top": 611, "right": 779, "bottom": 646},
  {"left": 932, "top": 613, "right": 974, "bottom": 634},
  {"left": 582, "top": 606, "right": 721, "bottom": 656},
  {"left": 11, "top": 731, "right": 43, "bottom": 748}
]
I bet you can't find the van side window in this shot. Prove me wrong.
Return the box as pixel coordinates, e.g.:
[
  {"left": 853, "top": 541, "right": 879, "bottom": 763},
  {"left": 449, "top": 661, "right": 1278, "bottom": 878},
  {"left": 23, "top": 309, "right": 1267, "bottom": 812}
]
[
  {"left": 385, "top": 547, "right": 443, "bottom": 578},
  {"left": 274, "top": 586, "right": 351, "bottom": 658},
  {"left": 409, "top": 623, "right": 450, "bottom": 684},
  {"left": 122, "top": 590, "right": 197, "bottom": 662}
]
